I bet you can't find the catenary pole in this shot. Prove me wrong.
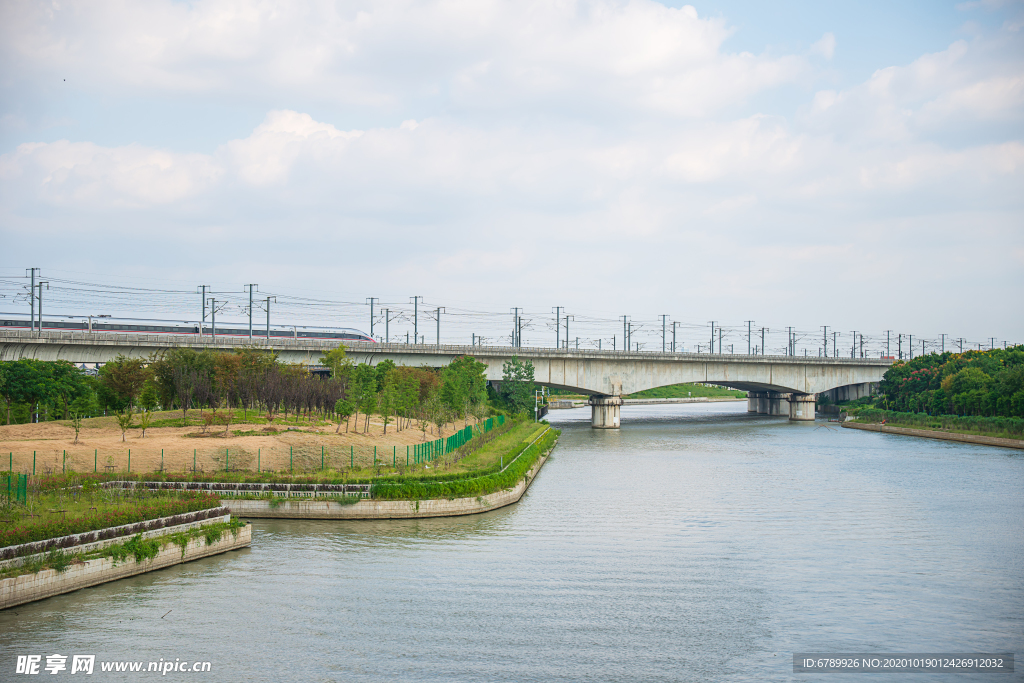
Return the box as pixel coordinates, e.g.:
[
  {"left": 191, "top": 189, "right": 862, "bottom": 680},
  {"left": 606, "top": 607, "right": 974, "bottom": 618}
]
[
  {"left": 264, "top": 296, "right": 275, "bottom": 339},
  {"left": 197, "top": 285, "right": 209, "bottom": 337},
  {"left": 36, "top": 282, "right": 49, "bottom": 336},
  {"left": 27, "top": 268, "right": 39, "bottom": 331},
  {"left": 552, "top": 307, "right": 563, "bottom": 348},
  {"left": 411, "top": 296, "right": 422, "bottom": 344},
  {"left": 366, "top": 298, "right": 379, "bottom": 340},
  {"left": 244, "top": 284, "right": 258, "bottom": 340}
]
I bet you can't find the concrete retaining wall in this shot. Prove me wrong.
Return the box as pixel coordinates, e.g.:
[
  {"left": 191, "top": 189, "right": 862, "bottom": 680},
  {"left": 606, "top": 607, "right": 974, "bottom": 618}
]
[
  {"left": 0, "top": 514, "right": 231, "bottom": 571},
  {"left": 842, "top": 422, "right": 1024, "bottom": 450},
  {"left": 223, "top": 452, "right": 551, "bottom": 519},
  {"left": 0, "top": 507, "right": 231, "bottom": 563},
  {"left": 0, "top": 525, "right": 251, "bottom": 610}
]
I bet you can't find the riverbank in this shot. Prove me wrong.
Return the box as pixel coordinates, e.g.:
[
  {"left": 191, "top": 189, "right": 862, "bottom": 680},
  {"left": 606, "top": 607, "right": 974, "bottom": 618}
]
[
  {"left": 204, "top": 425, "right": 557, "bottom": 519},
  {"left": 224, "top": 449, "right": 551, "bottom": 519},
  {"left": 0, "top": 522, "right": 251, "bottom": 610},
  {"left": 842, "top": 421, "right": 1024, "bottom": 450}
]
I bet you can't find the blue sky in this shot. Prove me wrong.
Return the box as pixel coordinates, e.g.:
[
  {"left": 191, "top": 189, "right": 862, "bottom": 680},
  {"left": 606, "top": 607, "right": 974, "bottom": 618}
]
[{"left": 1, "top": 0, "right": 1021, "bottom": 352}]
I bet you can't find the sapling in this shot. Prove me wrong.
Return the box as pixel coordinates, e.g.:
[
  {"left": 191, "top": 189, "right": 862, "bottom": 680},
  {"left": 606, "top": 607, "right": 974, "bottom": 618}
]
[
  {"left": 138, "top": 410, "right": 153, "bottom": 438},
  {"left": 70, "top": 411, "right": 83, "bottom": 444},
  {"left": 115, "top": 410, "right": 134, "bottom": 442}
]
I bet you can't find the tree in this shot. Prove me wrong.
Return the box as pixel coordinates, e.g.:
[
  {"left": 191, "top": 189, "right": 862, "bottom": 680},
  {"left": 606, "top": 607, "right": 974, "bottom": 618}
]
[
  {"left": 49, "top": 361, "right": 89, "bottom": 419},
  {"left": 334, "top": 399, "right": 354, "bottom": 433},
  {"left": 500, "top": 356, "right": 536, "bottom": 414},
  {"left": 138, "top": 409, "right": 153, "bottom": 438},
  {"left": 440, "top": 356, "right": 488, "bottom": 417},
  {"left": 321, "top": 346, "right": 350, "bottom": 378},
  {"left": 139, "top": 381, "right": 160, "bottom": 411},
  {"left": 70, "top": 411, "right": 83, "bottom": 444},
  {"left": 172, "top": 366, "right": 195, "bottom": 423},
  {"left": 115, "top": 410, "right": 134, "bottom": 442},
  {"left": 375, "top": 359, "right": 396, "bottom": 392},
  {"left": 360, "top": 391, "right": 377, "bottom": 433},
  {"left": 2, "top": 360, "right": 56, "bottom": 423},
  {"left": 379, "top": 378, "right": 399, "bottom": 435},
  {"left": 100, "top": 355, "right": 151, "bottom": 409},
  {"left": 427, "top": 390, "right": 448, "bottom": 438},
  {"left": 350, "top": 363, "right": 376, "bottom": 432}
]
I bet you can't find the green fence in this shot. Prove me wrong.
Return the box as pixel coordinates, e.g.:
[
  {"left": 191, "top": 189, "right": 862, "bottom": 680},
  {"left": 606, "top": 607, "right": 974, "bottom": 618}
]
[
  {"left": 2, "top": 472, "right": 28, "bottom": 505},
  {"left": 413, "top": 415, "right": 506, "bottom": 464}
]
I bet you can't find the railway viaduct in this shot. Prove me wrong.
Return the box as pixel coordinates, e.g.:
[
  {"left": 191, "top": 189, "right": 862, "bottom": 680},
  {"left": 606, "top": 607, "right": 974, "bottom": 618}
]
[{"left": 0, "top": 330, "right": 890, "bottom": 428}]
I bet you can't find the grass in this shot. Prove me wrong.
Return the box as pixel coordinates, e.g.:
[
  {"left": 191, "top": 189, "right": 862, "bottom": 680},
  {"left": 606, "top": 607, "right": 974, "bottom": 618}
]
[
  {"left": 0, "top": 485, "right": 222, "bottom": 550},
  {"left": 457, "top": 422, "right": 547, "bottom": 471},
  {"left": 371, "top": 426, "right": 559, "bottom": 500},
  {"left": 625, "top": 383, "right": 746, "bottom": 399},
  {"left": 0, "top": 518, "right": 245, "bottom": 579},
  {"left": 849, "top": 408, "right": 1024, "bottom": 439},
  {"left": 852, "top": 419, "right": 1023, "bottom": 441}
]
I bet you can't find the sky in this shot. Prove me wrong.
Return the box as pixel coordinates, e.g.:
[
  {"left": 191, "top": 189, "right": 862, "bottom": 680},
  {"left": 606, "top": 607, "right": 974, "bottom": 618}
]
[{"left": 0, "top": 0, "right": 1022, "bottom": 354}]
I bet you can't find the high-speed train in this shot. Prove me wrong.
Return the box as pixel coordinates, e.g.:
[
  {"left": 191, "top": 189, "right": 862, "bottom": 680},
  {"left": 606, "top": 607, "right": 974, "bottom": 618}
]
[{"left": 0, "top": 317, "right": 375, "bottom": 342}]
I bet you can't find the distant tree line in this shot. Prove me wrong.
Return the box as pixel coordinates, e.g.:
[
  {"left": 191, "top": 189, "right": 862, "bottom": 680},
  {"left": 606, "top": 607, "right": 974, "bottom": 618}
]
[
  {"left": 0, "top": 348, "right": 537, "bottom": 433},
  {"left": 878, "top": 345, "right": 1024, "bottom": 417}
]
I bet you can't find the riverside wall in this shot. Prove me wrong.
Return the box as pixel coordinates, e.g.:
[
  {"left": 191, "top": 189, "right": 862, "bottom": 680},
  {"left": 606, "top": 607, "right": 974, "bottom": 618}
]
[
  {"left": 0, "top": 525, "right": 251, "bottom": 610},
  {"left": 223, "top": 452, "right": 552, "bottom": 520},
  {"left": 842, "top": 422, "right": 1024, "bottom": 450}
]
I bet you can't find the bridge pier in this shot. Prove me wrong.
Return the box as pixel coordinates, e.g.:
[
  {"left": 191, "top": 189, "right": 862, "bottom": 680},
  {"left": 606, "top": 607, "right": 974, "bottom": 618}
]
[
  {"left": 589, "top": 395, "right": 622, "bottom": 429},
  {"left": 787, "top": 393, "right": 816, "bottom": 421},
  {"left": 747, "top": 392, "right": 763, "bottom": 412},
  {"left": 764, "top": 392, "right": 787, "bottom": 415}
]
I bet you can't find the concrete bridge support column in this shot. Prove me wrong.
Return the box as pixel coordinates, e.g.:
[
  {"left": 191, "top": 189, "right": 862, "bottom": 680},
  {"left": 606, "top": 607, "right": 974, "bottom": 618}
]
[
  {"left": 747, "top": 392, "right": 764, "bottom": 412},
  {"left": 589, "top": 395, "right": 622, "bottom": 429},
  {"left": 787, "top": 393, "right": 816, "bottom": 421},
  {"left": 767, "top": 392, "right": 789, "bottom": 416},
  {"left": 757, "top": 393, "right": 770, "bottom": 414}
]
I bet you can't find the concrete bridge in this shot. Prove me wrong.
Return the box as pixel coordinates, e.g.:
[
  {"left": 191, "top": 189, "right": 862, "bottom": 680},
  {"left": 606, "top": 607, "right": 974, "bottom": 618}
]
[{"left": 0, "top": 330, "right": 890, "bottom": 428}]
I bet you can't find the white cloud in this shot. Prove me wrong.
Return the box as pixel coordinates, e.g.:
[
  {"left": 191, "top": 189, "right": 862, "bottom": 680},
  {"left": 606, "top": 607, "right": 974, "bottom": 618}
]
[
  {"left": 0, "top": 1, "right": 1021, "bottom": 340},
  {"left": 0, "top": 140, "right": 222, "bottom": 206},
  {"left": 803, "top": 33, "right": 1024, "bottom": 141},
  {"left": 0, "top": 0, "right": 811, "bottom": 117},
  {"left": 810, "top": 32, "right": 836, "bottom": 60}
]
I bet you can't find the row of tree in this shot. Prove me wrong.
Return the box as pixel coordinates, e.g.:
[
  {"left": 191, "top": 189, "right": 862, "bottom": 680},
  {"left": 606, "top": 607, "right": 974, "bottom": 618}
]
[
  {"left": 878, "top": 345, "right": 1024, "bottom": 417},
  {"left": 0, "top": 348, "right": 538, "bottom": 433}
]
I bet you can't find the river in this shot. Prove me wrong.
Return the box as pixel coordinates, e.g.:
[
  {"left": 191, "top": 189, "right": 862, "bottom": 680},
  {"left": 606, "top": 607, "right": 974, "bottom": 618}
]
[{"left": 2, "top": 402, "right": 1022, "bottom": 681}]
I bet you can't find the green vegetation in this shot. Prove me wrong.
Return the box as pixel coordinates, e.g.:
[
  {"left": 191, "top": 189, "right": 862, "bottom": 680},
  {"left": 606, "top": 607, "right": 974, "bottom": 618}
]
[
  {"left": 624, "top": 383, "right": 746, "bottom": 399},
  {"left": 0, "top": 518, "right": 246, "bottom": 579},
  {"left": 0, "top": 358, "right": 98, "bottom": 424},
  {"left": 498, "top": 356, "right": 536, "bottom": 413},
  {"left": 1, "top": 347, "right": 501, "bottom": 435},
  {"left": 850, "top": 408, "right": 1023, "bottom": 439},
  {"left": 0, "top": 483, "right": 221, "bottom": 549},
  {"left": 371, "top": 423, "right": 558, "bottom": 500},
  {"left": 874, "top": 345, "right": 1024, "bottom": 417}
]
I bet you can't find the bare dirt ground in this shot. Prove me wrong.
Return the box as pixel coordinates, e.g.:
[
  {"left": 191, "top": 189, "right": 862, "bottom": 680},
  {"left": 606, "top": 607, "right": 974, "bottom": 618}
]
[{"left": 0, "top": 412, "right": 482, "bottom": 475}]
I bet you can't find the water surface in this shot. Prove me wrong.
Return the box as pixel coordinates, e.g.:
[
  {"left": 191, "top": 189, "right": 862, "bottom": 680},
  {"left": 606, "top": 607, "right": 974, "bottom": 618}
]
[{"left": 2, "top": 403, "right": 1021, "bottom": 681}]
